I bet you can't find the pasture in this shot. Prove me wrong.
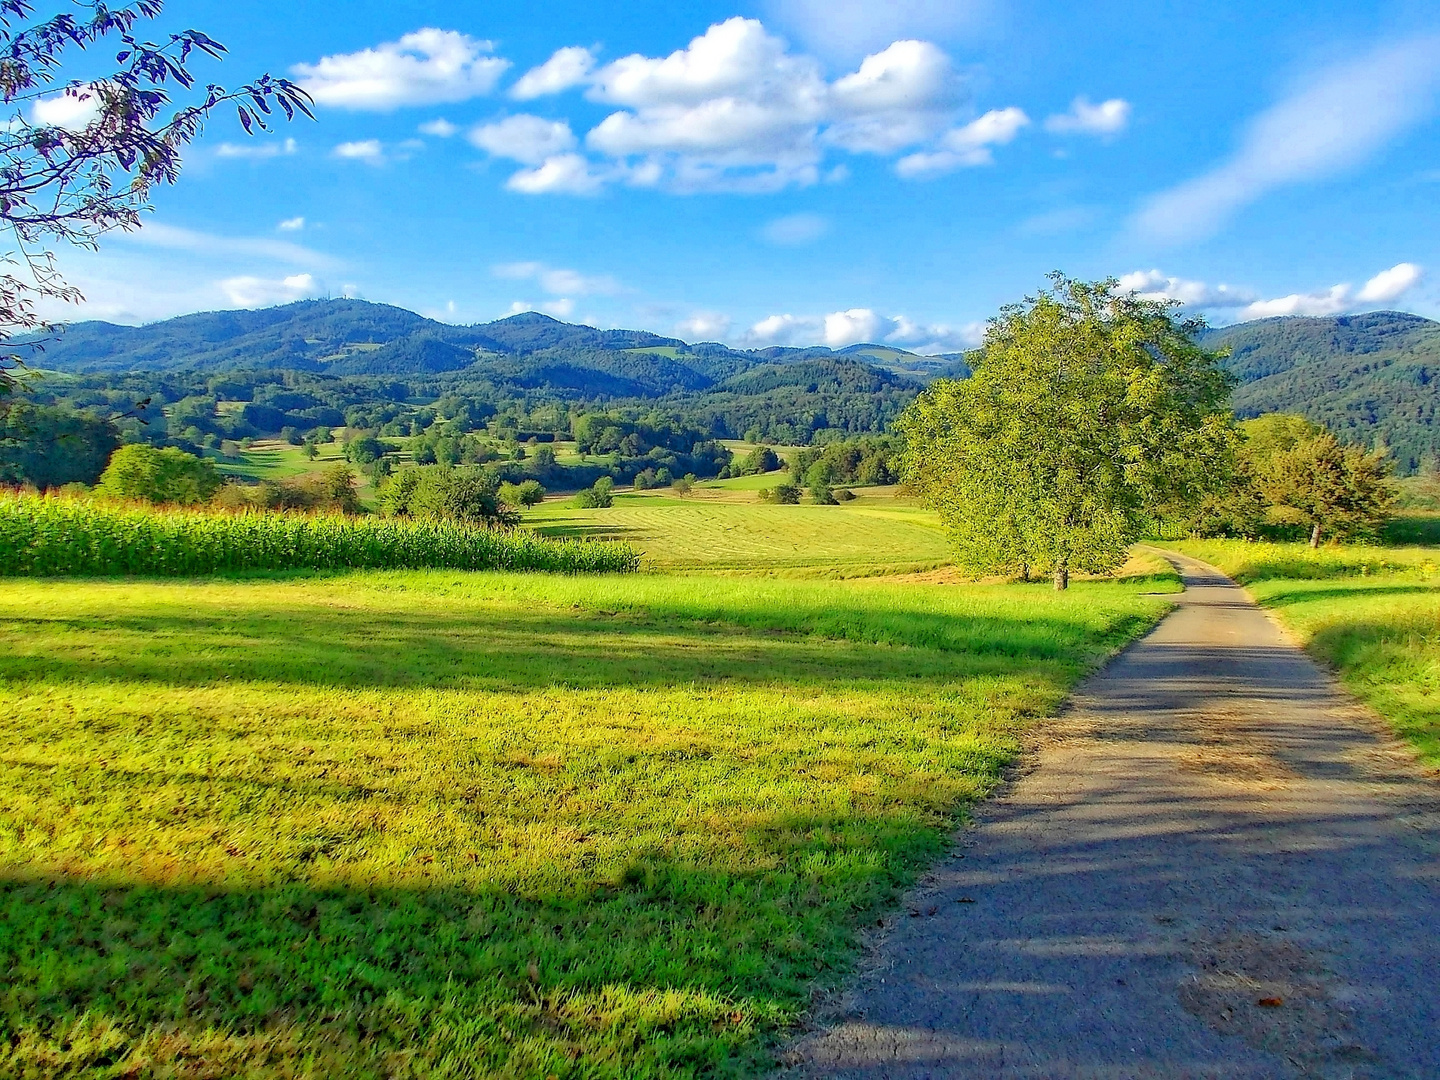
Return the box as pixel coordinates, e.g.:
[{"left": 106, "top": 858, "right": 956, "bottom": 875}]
[
  {"left": 1167, "top": 539, "right": 1440, "bottom": 766},
  {"left": 526, "top": 496, "right": 951, "bottom": 575},
  {"left": 0, "top": 560, "right": 1175, "bottom": 1077}
]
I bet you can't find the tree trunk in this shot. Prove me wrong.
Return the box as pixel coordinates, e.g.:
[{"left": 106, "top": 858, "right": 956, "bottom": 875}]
[
  {"left": 1309, "top": 522, "right": 1322, "bottom": 549},
  {"left": 1053, "top": 562, "right": 1069, "bottom": 591}
]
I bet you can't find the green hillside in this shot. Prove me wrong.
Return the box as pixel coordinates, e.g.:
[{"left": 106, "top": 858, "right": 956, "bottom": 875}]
[{"left": 1204, "top": 311, "right": 1440, "bottom": 472}]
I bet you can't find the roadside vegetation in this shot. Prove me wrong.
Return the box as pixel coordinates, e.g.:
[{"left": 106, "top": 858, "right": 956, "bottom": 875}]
[{"left": 1167, "top": 538, "right": 1440, "bottom": 767}]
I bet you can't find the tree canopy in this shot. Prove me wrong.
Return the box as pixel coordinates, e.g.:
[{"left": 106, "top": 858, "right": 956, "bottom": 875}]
[{"left": 899, "top": 275, "right": 1235, "bottom": 588}]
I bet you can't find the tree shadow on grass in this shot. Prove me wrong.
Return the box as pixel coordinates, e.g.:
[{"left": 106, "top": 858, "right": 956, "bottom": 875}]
[{"left": 0, "top": 808, "right": 954, "bottom": 1080}]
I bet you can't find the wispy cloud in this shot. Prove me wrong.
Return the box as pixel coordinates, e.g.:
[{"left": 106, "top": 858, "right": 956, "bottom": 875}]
[
  {"left": 1121, "top": 263, "right": 1425, "bottom": 321},
  {"left": 333, "top": 139, "right": 385, "bottom": 164},
  {"left": 761, "top": 212, "right": 830, "bottom": 245},
  {"left": 120, "top": 222, "right": 335, "bottom": 268},
  {"left": 1134, "top": 36, "right": 1440, "bottom": 244},
  {"left": 511, "top": 46, "right": 597, "bottom": 99},
  {"left": 493, "top": 261, "right": 621, "bottom": 297},
  {"left": 220, "top": 273, "right": 322, "bottom": 308},
  {"left": 216, "top": 137, "right": 298, "bottom": 159}
]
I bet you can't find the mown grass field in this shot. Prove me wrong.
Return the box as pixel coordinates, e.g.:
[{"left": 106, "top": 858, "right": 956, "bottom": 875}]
[
  {"left": 525, "top": 499, "right": 951, "bottom": 575},
  {"left": 1168, "top": 539, "right": 1440, "bottom": 767},
  {"left": 0, "top": 559, "right": 1176, "bottom": 1078}
]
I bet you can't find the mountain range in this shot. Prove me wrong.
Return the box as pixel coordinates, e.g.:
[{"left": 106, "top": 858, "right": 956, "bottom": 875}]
[{"left": 24, "top": 300, "right": 1439, "bottom": 471}]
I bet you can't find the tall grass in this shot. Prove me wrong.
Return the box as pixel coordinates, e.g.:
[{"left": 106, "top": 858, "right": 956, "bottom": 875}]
[{"left": 0, "top": 493, "right": 639, "bottom": 576}]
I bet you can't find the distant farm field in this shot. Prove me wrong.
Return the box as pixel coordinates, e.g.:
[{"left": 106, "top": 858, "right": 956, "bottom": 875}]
[
  {"left": 526, "top": 498, "right": 951, "bottom": 574},
  {"left": 0, "top": 567, "right": 1172, "bottom": 1078}
]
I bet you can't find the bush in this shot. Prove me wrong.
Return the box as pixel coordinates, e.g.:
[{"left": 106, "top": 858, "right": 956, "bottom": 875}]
[
  {"left": 758, "top": 484, "right": 802, "bottom": 505},
  {"left": 737, "top": 446, "right": 782, "bottom": 475},
  {"left": 575, "top": 477, "right": 614, "bottom": 509},
  {"left": 810, "top": 482, "right": 838, "bottom": 505},
  {"left": 95, "top": 445, "right": 223, "bottom": 506},
  {"left": 0, "top": 494, "right": 640, "bottom": 576},
  {"left": 671, "top": 476, "right": 694, "bottom": 497},
  {"left": 498, "top": 479, "right": 546, "bottom": 508}
]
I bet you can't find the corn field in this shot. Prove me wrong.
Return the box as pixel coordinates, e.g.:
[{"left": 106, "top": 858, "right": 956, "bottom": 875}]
[{"left": 0, "top": 494, "right": 640, "bottom": 576}]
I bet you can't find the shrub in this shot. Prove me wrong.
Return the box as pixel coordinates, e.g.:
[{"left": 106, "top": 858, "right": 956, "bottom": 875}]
[
  {"left": 758, "top": 483, "right": 802, "bottom": 505},
  {"left": 95, "top": 445, "right": 223, "bottom": 506},
  {"left": 737, "top": 445, "right": 782, "bottom": 475},
  {"left": 575, "top": 477, "right": 614, "bottom": 509},
  {"left": 498, "top": 479, "right": 546, "bottom": 508},
  {"left": 0, "top": 494, "right": 639, "bottom": 576},
  {"left": 810, "top": 482, "right": 838, "bottom": 505},
  {"left": 380, "top": 466, "right": 515, "bottom": 526}
]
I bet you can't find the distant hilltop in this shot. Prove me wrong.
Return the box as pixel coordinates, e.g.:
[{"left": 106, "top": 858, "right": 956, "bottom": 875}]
[{"left": 23, "top": 299, "right": 1440, "bottom": 471}]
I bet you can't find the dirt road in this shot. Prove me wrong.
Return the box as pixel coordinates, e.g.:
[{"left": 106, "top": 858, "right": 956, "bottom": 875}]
[{"left": 783, "top": 551, "right": 1440, "bottom": 1079}]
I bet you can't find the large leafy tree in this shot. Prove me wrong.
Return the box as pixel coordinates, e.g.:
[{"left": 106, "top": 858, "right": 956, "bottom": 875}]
[
  {"left": 899, "top": 274, "right": 1235, "bottom": 589},
  {"left": 0, "top": 0, "right": 312, "bottom": 406}
]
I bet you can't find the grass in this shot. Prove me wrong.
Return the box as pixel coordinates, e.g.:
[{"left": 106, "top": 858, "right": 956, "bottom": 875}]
[
  {"left": 524, "top": 501, "right": 952, "bottom": 575},
  {"left": 212, "top": 442, "right": 343, "bottom": 483},
  {"left": 0, "top": 494, "right": 639, "bottom": 576},
  {"left": 1168, "top": 538, "right": 1440, "bottom": 767},
  {"left": 0, "top": 567, "right": 1174, "bottom": 1078}
]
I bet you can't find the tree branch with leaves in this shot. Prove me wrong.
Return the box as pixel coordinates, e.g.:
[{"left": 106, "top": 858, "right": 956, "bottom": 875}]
[{"left": 0, "top": 0, "right": 313, "bottom": 406}]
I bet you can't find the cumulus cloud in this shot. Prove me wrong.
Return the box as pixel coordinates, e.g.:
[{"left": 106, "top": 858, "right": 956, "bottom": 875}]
[
  {"left": 493, "top": 262, "right": 620, "bottom": 296},
  {"left": 742, "top": 308, "right": 982, "bottom": 351},
  {"left": 1118, "top": 269, "right": 1257, "bottom": 308},
  {"left": 511, "top": 46, "right": 597, "bottom": 99},
  {"left": 1121, "top": 263, "right": 1425, "bottom": 321},
  {"left": 220, "top": 273, "right": 321, "bottom": 308},
  {"left": 761, "top": 212, "right": 830, "bottom": 245},
  {"left": 333, "top": 139, "right": 385, "bottom": 163},
  {"left": 505, "top": 153, "right": 607, "bottom": 194},
  {"left": 1357, "top": 261, "right": 1423, "bottom": 302},
  {"left": 896, "top": 106, "right": 1029, "bottom": 176},
  {"left": 31, "top": 84, "right": 101, "bottom": 129},
  {"left": 825, "top": 39, "right": 959, "bottom": 153},
  {"left": 1044, "top": 96, "right": 1130, "bottom": 136},
  {"left": 419, "top": 118, "right": 459, "bottom": 137},
  {"left": 468, "top": 115, "right": 578, "bottom": 164},
  {"left": 293, "top": 29, "right": 509, "bottom": 110},
  {"left": 277, "top": 216, "right": 305, "bottom": 232},
  {"left": 216, "top": 137, "right": 298, "bottom": 159},
  {"left": 1134, "top": 36, "right": 1440, "bottom": 244}
]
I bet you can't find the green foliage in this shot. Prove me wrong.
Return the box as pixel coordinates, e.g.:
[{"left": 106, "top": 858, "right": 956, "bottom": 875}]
[
  {"left": 735, "top": 445, "right": 782, "bottom": 475},
  {"left": 809, "top": 482, "right": 838, "bottom": 505},
  {"left": 379, "top": 466, "right": 516, "bottom": 526},
  {"left": 0, "top": 403, "right": 119, "bottom": 488},
  {"left": 215, "top": 463, "right": 363, "bottom": 516},
  {"left": 95, "top": 444, "right": 223, "bottom": 506},
  {"left": 789, "top": 436, "right": 900, "bottom": 488},
  {"left": 498, "top": 479, "right": 546, "bottom": 508},
  {"left": 758, "top": 483, "right": 802, "bottom": 505},
  {"left": 0, "top": 494, "right": 638, "bottom": 576},
  {"left": 0, "top": 569, "right": 1167, "bottom": 1076},
  {"left": 574, "top": 476, "right": 614, "bottom": 509},
  {"left": 1187, "top": 414, "right": 1396, "bottom": 544},
  {"left": 901, "top": 275, "right": 1235, "bottom": 587}
]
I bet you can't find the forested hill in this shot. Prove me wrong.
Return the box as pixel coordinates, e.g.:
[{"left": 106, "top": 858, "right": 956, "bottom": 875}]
[{"left": 1204, "top": 311, "right": 1440, "bottom": 472}]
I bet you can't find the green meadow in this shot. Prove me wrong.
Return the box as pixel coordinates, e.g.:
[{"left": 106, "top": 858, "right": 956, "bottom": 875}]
[
  {"left": 1168, "top": 538, "right": 1440, "bottom": 766},
  {"left": 0, "top": 542, "right": 1177, "bottom": 1077}
]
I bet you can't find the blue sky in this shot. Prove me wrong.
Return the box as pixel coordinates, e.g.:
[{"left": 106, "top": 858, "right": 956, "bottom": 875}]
[{"left": 37, "top": 0, "right": 1440, "bottom": 351}]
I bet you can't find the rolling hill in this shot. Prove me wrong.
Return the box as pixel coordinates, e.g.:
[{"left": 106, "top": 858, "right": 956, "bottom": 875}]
[{"left": 1204, "top": 311, "right": 1440, "bottom": 472}]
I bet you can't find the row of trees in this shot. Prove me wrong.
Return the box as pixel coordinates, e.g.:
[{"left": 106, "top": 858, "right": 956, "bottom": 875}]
[{"left": 900, "top": 275, "right": 1397, "bottom": 589}]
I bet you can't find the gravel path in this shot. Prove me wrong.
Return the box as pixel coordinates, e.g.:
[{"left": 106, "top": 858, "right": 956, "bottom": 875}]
[{"left": 782, "top": 551, "right": 1440, "bottom": 1079}]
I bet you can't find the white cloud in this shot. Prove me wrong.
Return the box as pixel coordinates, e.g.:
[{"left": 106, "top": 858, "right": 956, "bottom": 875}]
[
  {"left": 216, "top": 137, "right": 298, "bottom": 159},
  {"left": 1044, "top": 96, "right": 1131, "bottom": 136},
  {"left": 1122, "top": 262, "right": 1425, "bottom": 321},
  {"left": 511, "top": 46, "right": 597, "bottom": 99},
  {"left": 219, "top": 273, "right": 321, "bottom": 308},
  {"left": 468, "top": 115, "right": 577, "bottom": 164},
  {"left": 826, "top": 39, "right": 960, "bottom": 153},
  {"left": 334, "top": 139, "right": 385, "bottom": 163},
  {"left": 1134, "top": 36, "right": 1440, "bottom": 244},
  {"left": 1357, "top": 262, "right": 1423, "bottom": 303},
  {"left": 292, "top": 28, "right": 510, "bottom": 110},
  {"left": 677, "top": 312, "right": 733, "bottom": 339},
  {"left": 765, "top": 0, "right": 994, "bottom": 59},
  {"left": 419, "top": 118, "right": 459, "bottom": 137},
  {"left": 506, "top": 297, "right": 576, "bottom": 319},
  {"left": 896, "top": 106, "right": 1029, "bottom": 176},
  {"left": 505, "top": 153, "right": 607, "bottom": 195},
  {"left": 1118, "top": 269, "right": 1256, "bottom": 308},
  {"left": 31, "top": 84, "right": 101, "bottom": 129},
  {"left": 741, "top": 308, "right": 980, "bottom": 351},
  {"left": 277, "top": 216, "right": 305, "bottom": 232},
  {"left": 493, "top": 262, "right": 620, "bottom": 296},
  {"left": 761, "top": 212, "right": 830, "bottom": 245}
]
